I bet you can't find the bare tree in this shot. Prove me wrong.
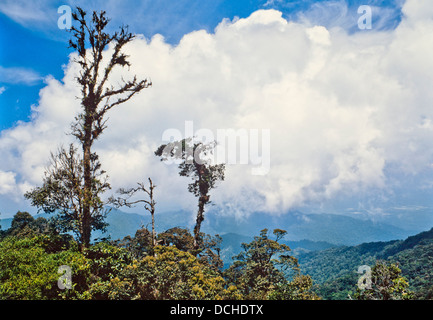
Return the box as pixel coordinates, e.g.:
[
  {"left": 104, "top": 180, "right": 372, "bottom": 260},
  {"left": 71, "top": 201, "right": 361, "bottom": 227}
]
[{"left": 110, "top": 178, "right": 157, "bottom": 250}]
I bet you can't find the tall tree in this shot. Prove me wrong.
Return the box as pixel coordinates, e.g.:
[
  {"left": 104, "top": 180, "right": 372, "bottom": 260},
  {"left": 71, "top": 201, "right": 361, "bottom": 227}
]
[
  {"left": 155, "top": 138, "right": 225, "bottom": 250},
  {"left": 26, "top": 8, "right": 151, "bottom": 250},
  {"left": 69, "top": 8, "right": 151, "bottom": 249}
]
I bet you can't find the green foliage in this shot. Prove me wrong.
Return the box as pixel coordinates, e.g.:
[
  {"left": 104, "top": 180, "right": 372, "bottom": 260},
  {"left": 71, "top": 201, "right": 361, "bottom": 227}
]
[
  {"left": 118, "top": 226, "right": 224, "bottom": 270},
  {"left": 158, "top": 227, "right": 195, "bottom": 252},
  {"left": 80, "top": 243, "right": 238, "bottom": 300},
  {"left": 354, "top": 260, "right": 413, "bottom": 300},
  {"left": 85, "top": 242, "right": 131, "bottom": 280},
  {"left": 80, "top": 242, "right": 133, "bottom": 299},
  {"left": 1, "top": 211, "right": 54, "bottom": 239},
  {"left": 0, "top": 222, "right": 324, "bottom": 300},
  {"left": 313, "top": 273, "right": 358, "bottom": 300},
  {"left": 225, "top": 228, "right": 318, "bottom": 299},
  {"left": 0, "top": 236, "right": 89, "bottom": 300},
  {"left": 389, "top": 238, "right": 433, "bottom": 299},
  {"left": 117, "top": 245, "right": 237, "bottom": 300},
  {"left": 116, "top": 227, "right": 154, "bottom": 259},
  {"left": 2, "top": 214, "right": 432, "bottom": 300},
  {"left": 268, "top": 274, "right": 320, "bottom": 300}
]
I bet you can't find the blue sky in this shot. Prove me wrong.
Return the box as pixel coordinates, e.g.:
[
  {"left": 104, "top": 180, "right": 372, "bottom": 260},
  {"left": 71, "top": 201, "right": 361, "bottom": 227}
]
[{"left": 2, "top": 0, "right": 433, "bottom": 233}]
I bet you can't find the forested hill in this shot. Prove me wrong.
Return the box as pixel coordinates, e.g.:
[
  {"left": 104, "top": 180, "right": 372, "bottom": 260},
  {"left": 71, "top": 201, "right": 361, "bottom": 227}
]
[{"left": 296, "top": 227, "right": 433, "bottom": 299}]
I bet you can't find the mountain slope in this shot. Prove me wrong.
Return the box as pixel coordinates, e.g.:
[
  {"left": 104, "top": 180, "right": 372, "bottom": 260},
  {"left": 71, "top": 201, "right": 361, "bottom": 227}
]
[{"left": 296, "top": 227, "right": 433, "bottom": 299}]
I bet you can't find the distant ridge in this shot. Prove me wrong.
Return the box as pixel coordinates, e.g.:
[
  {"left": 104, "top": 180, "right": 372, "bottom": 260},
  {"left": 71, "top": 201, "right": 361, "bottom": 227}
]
[
  {"left": 1, "top": 208, "right": 414, "bottom": 245},
  {"left": 201, "top": 210, "right": 411, "bottom": 245}
]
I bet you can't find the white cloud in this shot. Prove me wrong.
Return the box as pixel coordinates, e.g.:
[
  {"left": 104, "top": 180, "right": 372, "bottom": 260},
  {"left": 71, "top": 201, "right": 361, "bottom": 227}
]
[
  {"left": 0, "top": 66, "right": 44, "bottom": 85},
  {"left": 1, "top": 0, "right": 433, "bottom": 219},
  {"left": 0, "top": 0, "right": 53, "bottom": 25},
  {"left": 0, "top": 87, "right": 5, "bottom": 95},
  {"left": 0, "top": 171, "right": 17, "bottom": 195}
]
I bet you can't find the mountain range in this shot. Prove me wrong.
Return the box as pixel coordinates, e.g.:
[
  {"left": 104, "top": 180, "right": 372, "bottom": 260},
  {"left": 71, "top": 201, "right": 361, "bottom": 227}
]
[
  {"left": 96, "top": 208, "right": 415, "bottom": 245},
  {"left": 0, "top": 207, "right": 421, "bottom": 246}
]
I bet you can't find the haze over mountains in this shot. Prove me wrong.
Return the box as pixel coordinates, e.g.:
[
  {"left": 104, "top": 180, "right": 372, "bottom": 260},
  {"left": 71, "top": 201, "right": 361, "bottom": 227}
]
[
  {"left": 1, "top": 207, "right": 427, "bottom": 246},
  {"left": 103, "top": 207, "right": 429, "bottom": 244}
]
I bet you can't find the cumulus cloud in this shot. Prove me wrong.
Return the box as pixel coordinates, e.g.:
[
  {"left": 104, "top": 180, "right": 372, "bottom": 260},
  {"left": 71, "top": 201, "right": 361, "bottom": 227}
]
[{"left": 1, "top": 0, "right": 433, "bottom": 218}]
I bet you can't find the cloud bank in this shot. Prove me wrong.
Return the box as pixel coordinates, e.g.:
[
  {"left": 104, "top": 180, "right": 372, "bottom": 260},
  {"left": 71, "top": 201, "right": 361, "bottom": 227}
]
[{"left": 1, "top": 0, "right": 433, "bottom": 218}]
